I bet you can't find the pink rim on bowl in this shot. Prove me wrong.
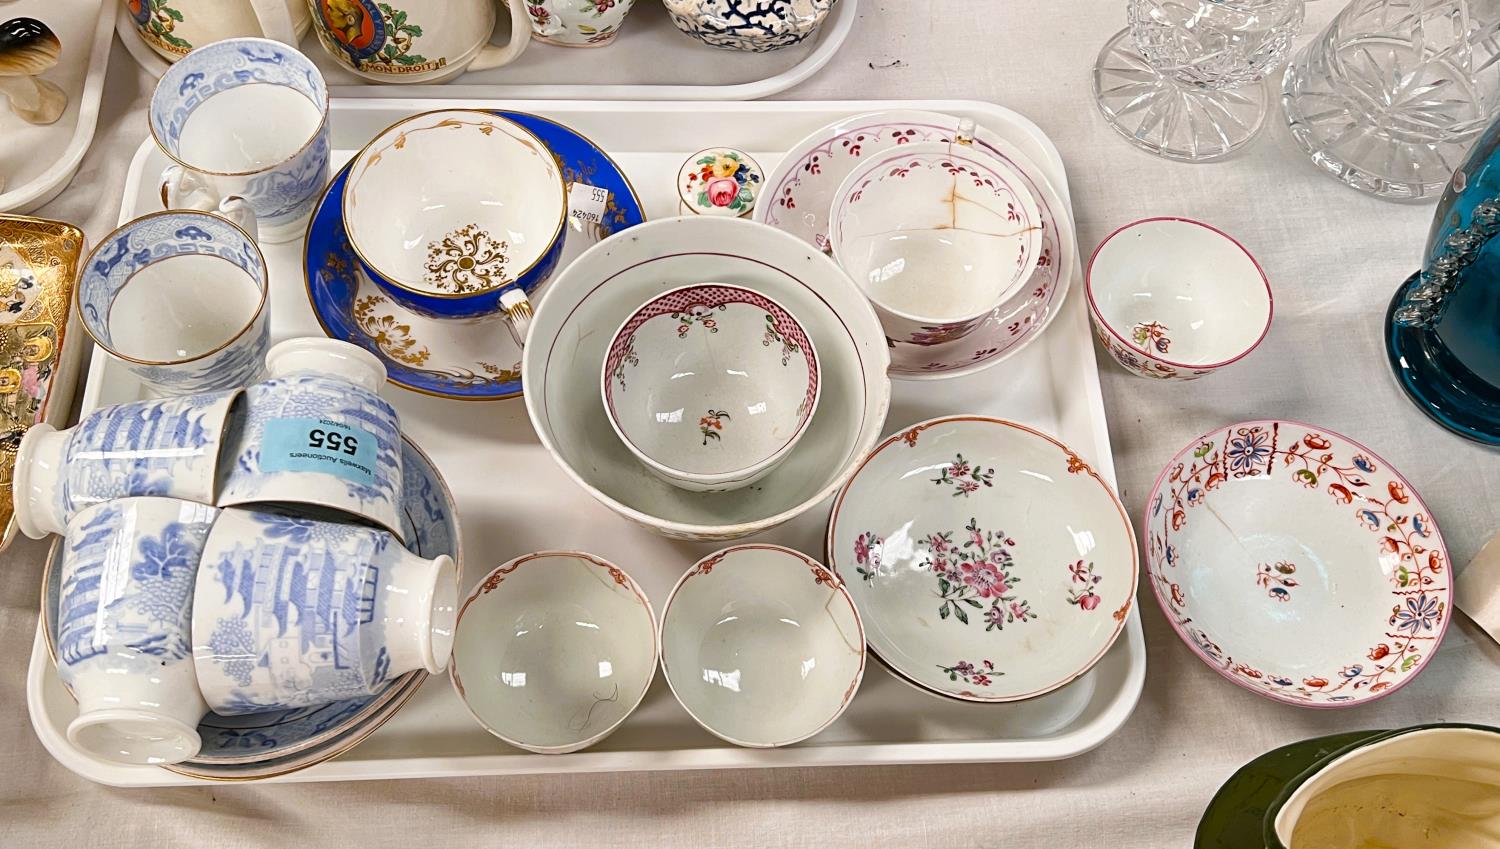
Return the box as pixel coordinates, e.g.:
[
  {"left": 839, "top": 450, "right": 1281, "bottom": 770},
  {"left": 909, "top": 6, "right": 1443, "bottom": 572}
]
[
  {"left": 602, "top": 283, "right": 820, "bottom": 481},
  {"left": 1085, "top": 216, "right": 1274, "bottom": 372},
  {"left": 1143, "top": 419, "right": 1453, "bottom": 709}
]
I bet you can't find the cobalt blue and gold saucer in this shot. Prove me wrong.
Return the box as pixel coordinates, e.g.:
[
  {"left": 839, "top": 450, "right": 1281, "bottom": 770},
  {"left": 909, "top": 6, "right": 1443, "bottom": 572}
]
[{"left": 304, "top": 111, "right": 647, "bottom": 401}]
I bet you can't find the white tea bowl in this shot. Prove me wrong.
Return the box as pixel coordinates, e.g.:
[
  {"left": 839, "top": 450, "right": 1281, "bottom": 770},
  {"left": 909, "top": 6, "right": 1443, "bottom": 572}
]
[
  {"left": 523, "top": 216, "right": 890, "bottom": 542},
  {"left": 1087, "top": 217, "right": 1272, "bottom": 380},
  {"left": 603, "top": 283, "right": 820, "bottom": 492},
  {"left": 829, "top": 141, "right": 1042, "bottom": 347},
  {"left": 660, "top": 545, "right": 865, "bottom": 748},
  {"left": 826, "top": 416, "right": 1137, "bottom": 703},
  {"left": 450, "top": 551, "right": 658, "bottom": 754},
  {"left": 1144, "top": 420, "right": 1452, "bottom": 708},
  {"left": 343, "top": 109, "right": 567, "bottom": 332}
]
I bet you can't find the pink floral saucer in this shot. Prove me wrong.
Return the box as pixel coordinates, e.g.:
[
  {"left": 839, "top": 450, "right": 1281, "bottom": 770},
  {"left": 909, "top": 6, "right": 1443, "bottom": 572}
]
[
  {"left": 755, "top": 110, "right": 1076, "bottom": 380},
  {"left": 825, "top": 416, "right": 1136, "bottom": 703},
  {"left": 1145, "top": 421, "right": 1452, "bottom": 708}
]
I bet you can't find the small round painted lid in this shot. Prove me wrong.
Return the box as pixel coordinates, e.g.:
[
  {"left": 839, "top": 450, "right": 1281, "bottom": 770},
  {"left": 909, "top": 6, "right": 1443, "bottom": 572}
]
[{"left": 677, "top": 148, "right": 763, "bottom": 217}]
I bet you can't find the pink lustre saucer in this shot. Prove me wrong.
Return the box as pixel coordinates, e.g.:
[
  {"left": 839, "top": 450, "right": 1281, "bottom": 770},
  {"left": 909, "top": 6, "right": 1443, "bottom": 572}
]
[
  {"left": 754, "top": 110, "right": 1075, "bottom": 381},
  {"left": 1145, "top": 420, "right": 1452, "bottom": 708},
  {"left": 825, "top": 416, "right": 1136, "bottom": 702}
]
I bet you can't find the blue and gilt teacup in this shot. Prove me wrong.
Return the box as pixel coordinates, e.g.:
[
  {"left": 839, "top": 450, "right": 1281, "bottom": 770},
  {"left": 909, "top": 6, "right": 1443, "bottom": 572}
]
[
  {"left": 150, "top": 37, "right": 330, "bottom": 244},
  {"left": 191, "top": 507, "right": 458, "bottom": 715},
  {"left": 342, "top": 109, "right": 567, "bottom": 338},
  {"left": 218, "top": 337, "right": 404, "bottom": 539},
  {"left": 12, "top": 389, "right": 241, "bottom": 539},
  {"left": 58, "top": 496, "right": 219, "bottom": 765},
  {"left": 78, "top": 209, "right": 270, "bottom": 396}
]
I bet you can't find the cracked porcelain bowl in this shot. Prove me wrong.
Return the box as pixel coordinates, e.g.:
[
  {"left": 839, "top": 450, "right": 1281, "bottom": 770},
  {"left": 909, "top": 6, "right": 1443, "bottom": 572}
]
[
  {"left": 603, "top": 283, "right": 820, "bottom": 492},
  {"left": 1144, "top": 420, "right": 1453, "bottom": 708},
  {"left": 660, "top": 545, "right": 864, "bottom": 748},
  {"left": 826, "top": 416, "right": 1137, "bottom": 704},
  {"left": 343, "top": 109, "right": 567, "bottom": 323},
  {"left": 450, "top": 551, "right": 658, "bottom": 755}
]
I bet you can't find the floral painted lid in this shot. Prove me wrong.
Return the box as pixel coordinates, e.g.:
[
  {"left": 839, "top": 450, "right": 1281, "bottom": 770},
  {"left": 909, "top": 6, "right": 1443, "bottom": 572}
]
[
  {"left": 0, "top": 214, "right": 84, "bottom": 552},
  {"left": 678, "top": 148, "right": 762, "bottom": 217},
  {"left": 826, "top": 416, "right": 1137, "bottom": 703}
]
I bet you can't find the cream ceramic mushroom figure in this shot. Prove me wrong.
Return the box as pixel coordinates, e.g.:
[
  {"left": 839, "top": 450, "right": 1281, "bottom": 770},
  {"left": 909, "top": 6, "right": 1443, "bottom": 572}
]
[{"left": 0, "top": 18, "right": 65, "bottom": 125}]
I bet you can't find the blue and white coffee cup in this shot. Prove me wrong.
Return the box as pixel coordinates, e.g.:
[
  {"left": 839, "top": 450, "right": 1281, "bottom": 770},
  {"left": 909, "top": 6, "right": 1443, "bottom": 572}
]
[
  {"left": 13, "top": 389, "right": 242, "bottom": 539},
  {"left": 150, "top": 37, "right": 330, "bottom": 244},
  {"left": 341, "top": 109, "right": 568, "bottom": 339},
  {"left": 218, "top": 337, "right": 405, "bottom": 539},
  {"left": 78, "top": 208, "right": 270, "bottom": 396},
  {"left": 58, "top": 497, "right": 219, "bottom": 765},
  {"left": 192, "top": 507, "right": 458, "bottom": 715}
]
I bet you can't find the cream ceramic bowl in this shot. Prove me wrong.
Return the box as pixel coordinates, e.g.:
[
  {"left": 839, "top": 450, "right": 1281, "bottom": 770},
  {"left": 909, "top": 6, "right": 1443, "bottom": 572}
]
[
  {"left": 449, "top": 551, "right": 657, "bottom": 754},
  {"left": 1144, "top": 420, "right": 1452, "bottom": 708},
  {"left": 603, "top": 283, "right": 820, "bottom": 492},
  {"left": 660, "top": 545, "right": 864, "bottom": 748},
  {"left": 523, "top": 216, "right": 891, "bottom": 542},
  {"left": 1087, "top": 217, "right": 1272, "bottom": 380},
  {"left": 826, "top": 416, "right": 1138, "bottom": 703}
]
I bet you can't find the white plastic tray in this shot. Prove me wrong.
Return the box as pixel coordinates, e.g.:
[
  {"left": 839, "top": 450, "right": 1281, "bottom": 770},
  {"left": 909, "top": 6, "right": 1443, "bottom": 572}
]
[
  {"left": 28, "top": 99, "right": 1146, "bottom": 785},
  {"left": 116, "top": 1, "right": 855, "bottom": 100},
  {"left": 0, "top": 0, "right": 116, "bottom": 213}
]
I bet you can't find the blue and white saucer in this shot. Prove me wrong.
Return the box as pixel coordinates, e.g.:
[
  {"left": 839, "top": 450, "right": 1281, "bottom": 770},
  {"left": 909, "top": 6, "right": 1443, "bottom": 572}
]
[{"left": 304, "top": 111, "right": 647, "bottom": 401}]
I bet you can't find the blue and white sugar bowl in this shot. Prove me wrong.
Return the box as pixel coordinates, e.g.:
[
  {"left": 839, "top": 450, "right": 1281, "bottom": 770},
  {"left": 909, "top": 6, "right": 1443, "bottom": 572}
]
[
  {"left": 218, "top": 337, "right": 405, "bottom": 539},
  {"left": 57, "top": 497, "right": 219, "bottom": 765},
  {"left": 661, "top": 0, "right": 839, "bottom": 52},
  {"left": 12, "top": 389, "right": 242, "bottom": 539},
  {"left": 191, "top": 508, "right": 458, "bottom": 714}
]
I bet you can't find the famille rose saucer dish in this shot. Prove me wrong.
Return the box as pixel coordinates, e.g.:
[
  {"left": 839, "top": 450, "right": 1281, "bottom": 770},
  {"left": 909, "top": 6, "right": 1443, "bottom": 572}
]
[
  {"left": 305, "top": 111, "right": 646, "bottom": 401},
  {"left": 825, "top": 416, "right": 1136, "bottom": 703},
  {"left": 754, "top": 109, "right": 1074, "bottom": 380},
  {"left": 40, "top": 437, "right": 460, "bottom": 779},
  {"left": 1145, "top": 420, "right": 1452, "bottom": 708}
]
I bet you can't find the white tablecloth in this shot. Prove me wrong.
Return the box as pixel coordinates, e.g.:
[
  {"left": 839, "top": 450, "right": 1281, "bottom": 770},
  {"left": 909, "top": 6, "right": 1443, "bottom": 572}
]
[{"left": 4, "top": 2, "right": 1498, "bottom": 845}]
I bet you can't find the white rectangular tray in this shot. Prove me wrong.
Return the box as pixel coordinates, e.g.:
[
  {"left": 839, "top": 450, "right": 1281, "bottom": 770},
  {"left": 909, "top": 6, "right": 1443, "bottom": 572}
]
[
  {"left": 0, "top": 0, "right": 115, "bottom": 213},
  {"left": 116, "top": 1, "right": 855, "bottom": 101},
  {"left": 27, "top": 99, "right": 1146, "bottom": 785}
]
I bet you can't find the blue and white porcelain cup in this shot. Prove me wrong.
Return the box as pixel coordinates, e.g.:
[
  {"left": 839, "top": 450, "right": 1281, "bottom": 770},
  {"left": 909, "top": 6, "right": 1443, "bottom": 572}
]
[
  {"left": 78, "top": 208, "right": 271, "bottom": 396},
  {"left": 218, "top": 337, "right": 404, "bottom": 539},
  {"left": 342, "top": 109, "right": 567, "bottom": 340},
  {"left": 191, "top": 507, "right": 458, "bottom": 715},
  {"left": 58, "top": 497, "right": 219, "bottom": 765},
  {"left": 150, "top": 37, "right": 330, "bottom": 244},
  {"left": 12, "top": 389, "right": 242, "bottom": 539}
]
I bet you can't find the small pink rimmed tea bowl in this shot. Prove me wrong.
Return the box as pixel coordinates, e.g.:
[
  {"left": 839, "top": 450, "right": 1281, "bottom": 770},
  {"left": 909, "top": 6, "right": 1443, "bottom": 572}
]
[
  {"left": 1087, "top": 217, "right": 1272, "bottom": 380},
  {"left": 449, "top": 551, "right": 658, "bottom": 754},
  {"left": 660, "top": 545, "right": 864, "bottom": 748},
  {"left": 826, "top": 416, "right": 1137, "bottom": 703},
  {"left": 603, "top": 283, "right": 820, "bottom": 493},
  {"left": 829, "top": 140, "right": 1042, "bottom": 348},
  {"left": 1145, "top": 420, "right": 1452, "bottom": 708}
]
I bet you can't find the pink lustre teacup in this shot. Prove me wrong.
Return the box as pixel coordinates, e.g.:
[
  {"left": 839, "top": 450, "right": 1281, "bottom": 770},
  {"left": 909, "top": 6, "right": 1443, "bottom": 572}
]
[
  {"left": 829, "top": 141, "right": 1042, "bottom": 347},
  {"left": 602, "top": 283, "right": 820, "bottom": 493},
  {"left": 1087, "top": 217, "right": 1272, "bottom": 380}
]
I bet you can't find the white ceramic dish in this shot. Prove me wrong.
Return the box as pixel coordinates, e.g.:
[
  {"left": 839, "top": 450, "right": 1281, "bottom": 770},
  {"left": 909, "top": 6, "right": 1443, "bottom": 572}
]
[
  {"left": 829, "top": 141, "right": 1042, "bottom": 345},
  {"left": 27, "top": 99, "right": 1142, "bottom": 785},
  {"left": 1144, "top": 420, "right": 1453, "bottom": 708},
  {"left": 754, "top": 109, "right": 1074, "bottom": 380},
  {"left": 827, "top": 416, "right": 1137, "bottom": 703},
  {"left": 660, "top": 545, "right": 863, "bottom": 747},
  {"left": 1087, "top": 217, "right": 1273, "bottom": 380},
  {"left": 115, "top": 0, "right": 857, "bottom": 100},
  {"left": 451, "top": 551, "right": 657, "bottom": 754},
  {"left": 603, "top": 283, "right": 820, "bottom": 491},
  {"left": 526, "top": 215, "right": 888, "bottom": 541},
  {"left": 0, "top": 0, "right": 115, "bottom": 213}
]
